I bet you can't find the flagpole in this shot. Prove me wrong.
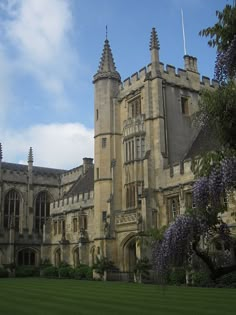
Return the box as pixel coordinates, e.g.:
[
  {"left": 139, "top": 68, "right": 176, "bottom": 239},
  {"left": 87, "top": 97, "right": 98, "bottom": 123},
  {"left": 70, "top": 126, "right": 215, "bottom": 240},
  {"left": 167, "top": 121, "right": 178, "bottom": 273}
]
[{"left": 181, "top": 9, "right": 187, "bottom": 55}]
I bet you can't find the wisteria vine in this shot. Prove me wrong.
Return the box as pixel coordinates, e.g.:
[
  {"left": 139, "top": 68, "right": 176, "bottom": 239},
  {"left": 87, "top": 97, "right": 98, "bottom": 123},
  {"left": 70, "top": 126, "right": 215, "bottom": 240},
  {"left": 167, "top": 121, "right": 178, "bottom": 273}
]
[
  {"left": 193, "top": 157, "right": 236, "bottom": 210},
  {"left": 152, "top": 215, "right": 207, "bottom": 280},
  {"left": 152, "top": 157, "right": 236, "bottom": 281}
]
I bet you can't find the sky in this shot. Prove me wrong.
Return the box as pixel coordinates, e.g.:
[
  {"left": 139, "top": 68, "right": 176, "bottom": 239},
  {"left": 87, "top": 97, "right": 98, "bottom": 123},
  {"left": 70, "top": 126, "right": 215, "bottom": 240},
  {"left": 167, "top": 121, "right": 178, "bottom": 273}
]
[{"left": 0, "top": 0, "right": 230, "bottom": 169}]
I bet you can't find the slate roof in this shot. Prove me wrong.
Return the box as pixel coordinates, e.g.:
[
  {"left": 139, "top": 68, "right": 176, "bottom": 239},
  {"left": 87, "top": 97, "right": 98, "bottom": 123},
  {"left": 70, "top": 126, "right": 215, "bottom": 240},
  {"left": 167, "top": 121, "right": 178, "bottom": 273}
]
[
  {"left": 1, "top": 162, "right": 66, "bottom": 175},
  {"left": 65, "top": 166, "right": 94, "bottom": 196},
  {"left": 184, "top": 127, "right": 220, "bottom": 159}
]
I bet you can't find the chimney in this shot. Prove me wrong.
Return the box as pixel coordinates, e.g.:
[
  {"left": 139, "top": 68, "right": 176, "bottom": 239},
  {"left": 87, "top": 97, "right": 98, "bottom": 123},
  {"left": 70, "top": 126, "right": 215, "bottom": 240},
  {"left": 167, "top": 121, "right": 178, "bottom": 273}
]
[
  {"left": 184, "top": 55, "right": 198, "bottom": 72},
  {"left": 83, "top": 158, "right": 93, "bottom": 174}
]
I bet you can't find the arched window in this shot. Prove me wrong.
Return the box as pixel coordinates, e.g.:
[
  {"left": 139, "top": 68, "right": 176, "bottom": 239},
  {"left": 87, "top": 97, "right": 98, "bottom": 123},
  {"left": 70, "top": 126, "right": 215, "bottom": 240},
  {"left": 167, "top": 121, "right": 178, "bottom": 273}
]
[
  {"left": 73, "top": 247, "right": 80, "bottom": 267},
  {"left": 55, "top": 248, "right": 61, "bottom": 267},
  {"left": 4, "top": 189, "right": 20, "bottom": 230},
  {"left": 167, "top": 196, "right": 180, "bottom": 222},
  {"left": 17, "top": 249, "right": 36, "bottom": 266},
  {"left": 35, "top": 191, "right": 51, "bottom": 232}
]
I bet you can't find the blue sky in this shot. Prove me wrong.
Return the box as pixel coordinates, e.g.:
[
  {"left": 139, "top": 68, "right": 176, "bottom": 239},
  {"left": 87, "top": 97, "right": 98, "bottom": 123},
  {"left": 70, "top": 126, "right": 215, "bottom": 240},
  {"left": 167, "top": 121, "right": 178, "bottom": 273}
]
[{"left": 0, "top": 0, "right": 229, "bottom": 169}]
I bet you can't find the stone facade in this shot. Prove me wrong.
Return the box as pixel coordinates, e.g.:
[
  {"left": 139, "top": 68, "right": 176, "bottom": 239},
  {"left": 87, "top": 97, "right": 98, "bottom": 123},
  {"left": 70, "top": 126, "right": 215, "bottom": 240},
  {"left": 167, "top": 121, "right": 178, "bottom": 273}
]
[{"left": 0, "top": 28, "right": 235, "bottom": 272}]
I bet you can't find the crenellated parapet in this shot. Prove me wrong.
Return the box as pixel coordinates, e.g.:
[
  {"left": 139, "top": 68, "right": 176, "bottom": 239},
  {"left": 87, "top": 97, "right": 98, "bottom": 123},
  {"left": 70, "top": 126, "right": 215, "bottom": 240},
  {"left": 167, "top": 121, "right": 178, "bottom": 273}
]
[
  {"left": 50, "top": 190, "right": 94, "bottom": 214},
  {"left": 119, "top": 61, "right": 218, "bottom": 95}
]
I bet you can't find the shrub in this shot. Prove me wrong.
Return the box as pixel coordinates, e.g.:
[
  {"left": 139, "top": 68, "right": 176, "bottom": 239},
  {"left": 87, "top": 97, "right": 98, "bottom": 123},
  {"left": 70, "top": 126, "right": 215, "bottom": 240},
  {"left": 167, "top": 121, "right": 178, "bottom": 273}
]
[
  {"left": 0, "top": 267, "right": 9, "bottom": 278},
  {"left": 93, "top": 257, "right": 116, "bottom": 276},
  {"left": 216, "top": 271, "right": 236, "bottom": 288},
  {"left": 15, "top": 266, "right": 40, "bottom": 277},
  {"left": 168, "top": 268, "right": 186, "bottom": 285},
  {"left": 192, "top": 271, "right": 215, "bottom": 287},
  {"left": 58, "top": 266, "right": 75, "bottom": 279},
  {"left": 74, "top": 265, "right": 93, "bottom": 280},
  {"left": 40, "top": 258, "right": 52, "bottom": 269},
  {"left": 42, "top": 266, "right": 58, "bottom": 278},
  {"left": 134, "top": 257, "right": 151, "bottom": 280}
]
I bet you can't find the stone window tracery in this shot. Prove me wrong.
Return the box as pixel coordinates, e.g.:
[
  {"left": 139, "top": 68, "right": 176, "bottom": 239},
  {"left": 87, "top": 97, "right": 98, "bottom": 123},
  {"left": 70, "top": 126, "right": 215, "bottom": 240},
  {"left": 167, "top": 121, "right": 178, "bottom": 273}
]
[
  {"left": 129, "top": 96, "right": 141, "bottom": 118},
  {"left": 126, "top": 182, "right": 143, "bottom": 209},
  {"left": 18, "top": 249, "right": 36, "bottom": 266},
  {"left": 4, "top": 189, "right": 20, "bottom": 230},
  {"left": 124, "top": 136, "right": 145, "bottom": 162},
  {"left": 35, "top": 191, "right": 51, "bottom": 233},
  {"left": 167, "top": 196, "right": 180, "bottom": 222}
]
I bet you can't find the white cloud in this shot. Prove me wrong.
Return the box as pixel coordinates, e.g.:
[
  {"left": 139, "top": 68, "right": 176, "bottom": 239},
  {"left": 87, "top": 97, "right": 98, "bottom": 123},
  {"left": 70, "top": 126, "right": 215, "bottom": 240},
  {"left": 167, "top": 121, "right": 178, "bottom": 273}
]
[
  {"left": 1, "top": 123, "right": 94, "bottom": 169},
  {"left": 1, "top": 0, "right": 78, "bottom": 108},
  {"left": 0, "top": 45, "right": 13, "bottom": 126}
]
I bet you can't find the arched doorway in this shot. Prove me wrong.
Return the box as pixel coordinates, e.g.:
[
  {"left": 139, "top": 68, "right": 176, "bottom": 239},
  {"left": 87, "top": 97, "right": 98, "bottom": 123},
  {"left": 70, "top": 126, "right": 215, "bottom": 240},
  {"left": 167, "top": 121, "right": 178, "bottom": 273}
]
[
  {"left": 122, "top": 236, "right": 137, "bottom": 272},
  {"left": 54, "top": 248, "right": 61, "bottom": 267},
  {"left": 73, "top": 247, "right": 80, "bottom": 267},
  {"left": 90, "top": 246, "right": 95, "bottom": 266}
]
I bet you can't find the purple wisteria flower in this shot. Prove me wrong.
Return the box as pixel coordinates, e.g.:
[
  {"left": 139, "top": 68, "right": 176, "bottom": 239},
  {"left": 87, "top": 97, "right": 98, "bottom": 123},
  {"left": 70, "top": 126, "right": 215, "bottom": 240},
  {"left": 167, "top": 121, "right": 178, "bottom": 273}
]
[
  {"left": 193, "top": 177, "right": 209, "bottom": 210},
  {"left": 208, "top": 167, "right": 223, "bottom": 208},
  {"left": 152, "top": 215, "right": 207, "bottom": 281},
  {"left": 221, "top": 157, "right": 236, "bottom": 190}
]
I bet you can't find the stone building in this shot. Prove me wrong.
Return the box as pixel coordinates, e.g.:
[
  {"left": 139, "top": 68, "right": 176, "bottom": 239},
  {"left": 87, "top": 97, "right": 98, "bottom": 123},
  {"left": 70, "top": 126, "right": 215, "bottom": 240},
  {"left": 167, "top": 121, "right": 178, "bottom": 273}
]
[{"left": 0, "top": 28, "right": 234, "bottom": 272}]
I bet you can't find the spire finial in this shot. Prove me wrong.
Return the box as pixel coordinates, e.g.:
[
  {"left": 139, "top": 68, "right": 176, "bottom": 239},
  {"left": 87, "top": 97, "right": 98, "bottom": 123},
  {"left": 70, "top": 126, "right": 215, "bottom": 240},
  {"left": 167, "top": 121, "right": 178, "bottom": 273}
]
[
  {"left": 0, "top": 143, "right": 2, "bottom": 161},
  {"left": 93, "top": 34, "right": 121, "bottom": 83},
  {"left": 149, "top": 27, "right": 160, "bottom": 50},
  {"left": 28, "top": 147, "right": 33, "bottom": 163}
]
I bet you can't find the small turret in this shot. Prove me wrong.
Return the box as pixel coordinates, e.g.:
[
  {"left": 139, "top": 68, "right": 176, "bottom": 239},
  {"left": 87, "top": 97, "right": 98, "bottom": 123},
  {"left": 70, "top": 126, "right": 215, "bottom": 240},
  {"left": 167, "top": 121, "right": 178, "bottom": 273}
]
[
  {"left": 28, "top": 147, "right": 33, "bottom": 182},
  {"left": 28, "top": 147, "right": 33, "bottom": 164},
  {"left": 93, "top": 38, "right": 121, "bottom": 83},
  {"left": 150, "top": 27, "right": 160, "bottom": 51},
  {"left": 0, "top": 143, "right": 2, "bottom": 161},
  {"left": 149, "top": 27, "right": 160, "bottom": 77}
]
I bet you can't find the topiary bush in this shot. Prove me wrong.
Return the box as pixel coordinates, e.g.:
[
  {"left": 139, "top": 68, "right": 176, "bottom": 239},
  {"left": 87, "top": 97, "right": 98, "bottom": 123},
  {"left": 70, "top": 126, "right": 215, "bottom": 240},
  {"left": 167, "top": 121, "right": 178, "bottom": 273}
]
[
  {"left": 74, "top": 265, "right": 93, "bottom": 280},
  {"left": 0, "top": 267, "right": 9, "bottom": 278},
  {"left": 41, "top": 266, "right": 58, "bottom": 278}
]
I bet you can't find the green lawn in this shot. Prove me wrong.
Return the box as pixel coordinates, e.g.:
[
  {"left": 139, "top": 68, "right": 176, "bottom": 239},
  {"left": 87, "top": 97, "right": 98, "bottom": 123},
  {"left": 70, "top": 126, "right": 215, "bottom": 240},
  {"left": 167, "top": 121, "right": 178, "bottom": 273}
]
[{"left": 0, "top": 279, "right": 235, "bottom": 315}]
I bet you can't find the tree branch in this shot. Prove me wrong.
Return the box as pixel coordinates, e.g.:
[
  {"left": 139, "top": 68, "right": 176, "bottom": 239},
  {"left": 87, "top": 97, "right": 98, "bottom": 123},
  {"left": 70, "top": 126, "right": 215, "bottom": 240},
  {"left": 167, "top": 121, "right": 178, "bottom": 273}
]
[{"left": 192, "top": 240, "right": 236, "bottom": 280}]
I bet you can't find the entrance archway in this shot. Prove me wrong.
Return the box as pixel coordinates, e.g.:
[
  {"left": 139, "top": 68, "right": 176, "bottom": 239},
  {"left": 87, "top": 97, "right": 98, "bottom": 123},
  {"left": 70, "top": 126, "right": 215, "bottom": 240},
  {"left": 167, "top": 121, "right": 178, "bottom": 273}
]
[
  {"left": 73, "top": 247, "right": 80, "bottom": 267},
  {"left": 122, "top": 235, "right": 137, "bottom": 272},
  {"left": 54, "top": 248, "right": 61, "bottom": 267}
]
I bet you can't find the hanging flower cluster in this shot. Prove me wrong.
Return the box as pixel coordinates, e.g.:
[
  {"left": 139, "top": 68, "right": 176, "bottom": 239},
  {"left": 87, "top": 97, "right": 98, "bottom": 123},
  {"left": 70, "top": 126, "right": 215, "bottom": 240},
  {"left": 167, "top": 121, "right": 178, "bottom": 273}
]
[
  {"left": 215, "top": 35, "right": 236, "bottom": 82},
  {"left": 221, "top": 157, "right": 236, "bottom": 190},
  {"left": 152, "top": 215, "right": 206, "bottom": 280},
  {"left": 193, "top": 157, "right": 236, "bottom": 210},
  {"left": 193, "top": 177, "right": 209, "bottom": 210},
  {"left": 208, "top": 167, "right": 224, "bottom": 208}
]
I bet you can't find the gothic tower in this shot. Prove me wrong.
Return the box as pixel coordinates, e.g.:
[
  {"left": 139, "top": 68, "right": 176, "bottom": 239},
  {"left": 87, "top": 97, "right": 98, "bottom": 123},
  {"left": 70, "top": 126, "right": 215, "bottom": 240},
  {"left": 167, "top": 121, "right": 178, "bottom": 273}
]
[{"left": 93, "top": 37, "right": 121, "bottom": 253}]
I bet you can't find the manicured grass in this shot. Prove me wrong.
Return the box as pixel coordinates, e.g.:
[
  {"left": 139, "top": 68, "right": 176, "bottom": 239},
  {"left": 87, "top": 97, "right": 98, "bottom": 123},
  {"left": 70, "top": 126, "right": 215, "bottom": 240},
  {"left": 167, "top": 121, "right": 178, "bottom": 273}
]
[{"left": 0, "top": 279, "right": 235, "bottom": 315}]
